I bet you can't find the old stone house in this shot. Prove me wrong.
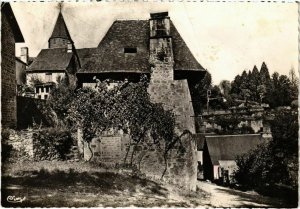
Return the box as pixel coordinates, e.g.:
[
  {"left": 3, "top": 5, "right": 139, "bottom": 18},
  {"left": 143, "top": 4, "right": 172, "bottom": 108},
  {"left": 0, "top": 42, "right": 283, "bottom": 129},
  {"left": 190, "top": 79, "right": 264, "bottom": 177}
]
[
  {"left": 77, "top": 12, "right": 207, "bottom": 134},
  {"left": 26, "top": 11, "right": 80, "bottom": 100},
  {"left": 1, "top": 3, "right": 25, "bottom": 128},
  {"left": 74, "top": 12, "right": 207, "bottom": 190},
  {"left": 21, "top": 12, "right": 206, "bottom": 185}
]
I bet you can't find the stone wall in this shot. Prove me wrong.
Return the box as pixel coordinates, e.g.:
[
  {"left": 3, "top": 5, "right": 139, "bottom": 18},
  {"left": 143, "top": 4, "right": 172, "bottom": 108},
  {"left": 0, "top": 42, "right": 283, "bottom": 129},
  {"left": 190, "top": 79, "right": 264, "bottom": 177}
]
[
  {"left": 79, "top": 131, "right": 198, "bottom": 191},
  {"left": 6, "top": 129, "right": 34, "bottom": 159},
  {"left": 26, "top": 72, "right": 66, "bottom": 86},
  {"left": 49, "top": 38, "right": 69, "bottom": 49},
  {"left": 1, "top": 11, "right": 17, "bottom": 128},
  {"left": 148, "top": 76, "right": 196, "bottom": 134}
]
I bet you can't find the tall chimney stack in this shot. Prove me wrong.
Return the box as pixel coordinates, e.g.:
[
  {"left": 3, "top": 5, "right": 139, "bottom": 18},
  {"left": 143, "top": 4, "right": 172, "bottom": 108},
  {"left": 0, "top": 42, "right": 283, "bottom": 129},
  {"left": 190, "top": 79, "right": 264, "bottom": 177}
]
[
  {"left": 20, "top": 47, "right": 28, "bottom": 64},
  {"left": 67, "top": 42, "right": 73, "bottom": 53}
]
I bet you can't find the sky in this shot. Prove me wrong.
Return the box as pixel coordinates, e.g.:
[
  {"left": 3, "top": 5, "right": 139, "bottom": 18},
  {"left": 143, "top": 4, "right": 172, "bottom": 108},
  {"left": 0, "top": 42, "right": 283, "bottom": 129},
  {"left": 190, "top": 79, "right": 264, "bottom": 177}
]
[{"left": 11, "top": 2, "right": 298, "bottom": 84}]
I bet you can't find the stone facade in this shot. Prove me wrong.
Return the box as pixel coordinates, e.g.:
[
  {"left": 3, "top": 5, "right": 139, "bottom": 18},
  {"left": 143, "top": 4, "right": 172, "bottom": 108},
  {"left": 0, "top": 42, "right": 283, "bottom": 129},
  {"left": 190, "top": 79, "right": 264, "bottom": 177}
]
[
  {"left": 2, "top": 11, "right": 17, "bottom": 128},
  {"left": 6, "top": 129, "right": 34, "bottom": 159},
  {"left": 1, "top": 4, "right": 24, "bottom": 128},
  {"left": 49, "top": 38, "right": 70, "bottom": 49},
  {"left": 26, "top": 72, "right": 66, "bottom": 86},
  {"left": 16, "top": 58, "right": 27, "bottom": 85},
  {"left": 79, "top": 130, "right": 197, "bottom": 191},
  {"left": 148, "top": 13, "right": 195, "bottom": 134}
]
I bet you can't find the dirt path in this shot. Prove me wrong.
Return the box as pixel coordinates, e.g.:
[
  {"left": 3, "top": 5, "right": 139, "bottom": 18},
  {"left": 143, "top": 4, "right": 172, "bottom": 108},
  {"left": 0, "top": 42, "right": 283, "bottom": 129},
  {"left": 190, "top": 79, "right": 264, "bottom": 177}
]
[{"left": 197, "top": 181, "right": 287, "bottom": 208}]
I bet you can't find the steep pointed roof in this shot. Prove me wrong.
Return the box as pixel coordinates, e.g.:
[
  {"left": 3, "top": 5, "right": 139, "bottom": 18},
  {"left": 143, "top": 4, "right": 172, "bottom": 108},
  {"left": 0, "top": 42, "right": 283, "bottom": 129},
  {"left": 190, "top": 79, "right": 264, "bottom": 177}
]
[
  {"left": 77, "top": 20, "right": 206, "bottom": 74},
  {"left": 50, "top": 12, "right": 73, "bottom": 42}
]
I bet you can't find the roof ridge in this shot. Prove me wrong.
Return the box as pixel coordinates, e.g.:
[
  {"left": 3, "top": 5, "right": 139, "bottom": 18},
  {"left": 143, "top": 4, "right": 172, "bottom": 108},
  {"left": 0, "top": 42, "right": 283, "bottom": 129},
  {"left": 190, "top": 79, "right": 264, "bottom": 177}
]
[
  {"left": 114, "top": 19, "right": 148, "bottom": 21},
  {"left": 206, "top": 134, "right": 261, "bottom": 138}
]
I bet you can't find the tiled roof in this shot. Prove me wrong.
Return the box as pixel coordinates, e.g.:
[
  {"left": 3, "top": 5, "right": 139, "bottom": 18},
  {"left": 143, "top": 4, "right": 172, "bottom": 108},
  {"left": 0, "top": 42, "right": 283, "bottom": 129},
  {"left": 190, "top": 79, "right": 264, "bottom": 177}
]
[
  {"left": 27, "top": 48, "right": 73, "bottom": 72},
  {"left": 194, "top": 134, "right": 206, "bottom": 150},
  {"left": 77, "top": 20, "right": 150, "bottom": 74},
  {"left": 205, "top": 134, "right": 267, "bottom": 165},
  {"left": 50, "top": 12, "right": 73, "bottom": 42},
  {"left": 194, "top": 133, "right": 215, "bottom": 150},
  {"left": 77, "top": 20, "right": 205, "bottom": 74}
]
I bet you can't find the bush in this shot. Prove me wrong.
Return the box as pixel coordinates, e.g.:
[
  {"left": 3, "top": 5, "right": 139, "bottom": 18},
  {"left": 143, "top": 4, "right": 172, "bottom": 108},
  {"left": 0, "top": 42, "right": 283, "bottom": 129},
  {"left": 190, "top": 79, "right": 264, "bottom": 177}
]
[
  {"left": 233, "top": 109, "right": 298, "bottom": 202},
  {"left": 1, "top": 129, "right": 12, "bottom": 163},
  {"left": 33, "top": 128, "right": 74, "bottom": 161}
]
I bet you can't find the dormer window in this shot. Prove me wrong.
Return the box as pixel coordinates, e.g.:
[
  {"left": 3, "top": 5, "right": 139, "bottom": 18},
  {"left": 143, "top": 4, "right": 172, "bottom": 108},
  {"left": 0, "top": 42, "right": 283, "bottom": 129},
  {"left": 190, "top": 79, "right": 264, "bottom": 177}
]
[{"left": 124, "top": 47, "right": 137, "bottom": 54}]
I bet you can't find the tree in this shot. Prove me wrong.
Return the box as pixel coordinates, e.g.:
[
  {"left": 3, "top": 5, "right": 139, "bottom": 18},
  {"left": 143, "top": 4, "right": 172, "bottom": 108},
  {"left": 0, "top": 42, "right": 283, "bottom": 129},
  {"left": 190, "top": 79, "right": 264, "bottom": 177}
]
[
  {"left": 63, "top": 75, "right": 179, "bottom": 178},
  {"left": 234, "top": 109, "right": 298, "bottom": 190},
  {"left": 257, "top": 84, "right": 266, "bottom": 104},
  {"left": 268, "top": 73, "right": 293, "bottom": 108},
  {"left": 47, "top": 77, "right": 75, "bottom": 126},
  {"left": 219, "top": 80, "right": 231, "bottom": 99},
  {"left": 190, "top": 72, "right": 212, "bottom": 114},
  {"left": 249, "top": 65, "right": 261, "bottom": 102},
  {"left": 289, "top": 66, "right": 299, "bottom": 100},
  {"left": 214, "top": 114, "right": 240, "bottom": 133}
]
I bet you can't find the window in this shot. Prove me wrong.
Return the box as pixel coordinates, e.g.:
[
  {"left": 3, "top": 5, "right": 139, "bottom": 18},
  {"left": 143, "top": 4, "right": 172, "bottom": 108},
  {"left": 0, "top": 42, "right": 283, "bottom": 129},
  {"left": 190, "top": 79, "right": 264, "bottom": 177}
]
[
  {"left": 124, "top": 47, "right": 137, "bottom": 54},
  {"left": 38, "top": 95, "right": 41, "bottom": 99},
  {"left": 36, "top": 87, "right": 39, "bottom": 94},
  {"left": 45, "top": 86, "right": 49, "bottom": 93},
  {"left": 41, "top": 87, "right": 44, "bottom": 93},
  {"left": 44, "top": 95, "right": 48, "bottom": 100},
  {"left": 45, "top": 72, "right": 52, "bottom": 82}
]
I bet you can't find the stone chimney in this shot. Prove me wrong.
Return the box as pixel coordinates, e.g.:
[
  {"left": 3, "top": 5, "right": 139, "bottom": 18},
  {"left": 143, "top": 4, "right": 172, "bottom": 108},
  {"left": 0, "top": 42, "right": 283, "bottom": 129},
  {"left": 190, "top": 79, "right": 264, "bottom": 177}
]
[
  {"left": 67, "top": 42, "right": 72, "bottom": 53},
  {"left": 149, "top": 11, "right": 174, "bottom": 80},
  {"left": 150, "top": 12, "right": 170, "bottom": 38},
  {"left": 20, "top": 47, "right": 28, "bottom": 64}
]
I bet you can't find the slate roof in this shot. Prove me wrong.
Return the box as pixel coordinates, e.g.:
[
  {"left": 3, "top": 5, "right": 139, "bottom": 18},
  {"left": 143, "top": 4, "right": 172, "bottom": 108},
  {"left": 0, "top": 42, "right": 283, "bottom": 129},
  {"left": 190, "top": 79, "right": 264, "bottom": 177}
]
[
  {"left": 77, "top": 20, "right": 205, "bottom": 74},
  {"left": 194, "top": 134, "right": 206, "bottom": 150},
  {"left": 2, "top": 3, "right": 24, "bottom": 42},
  {"left": 27, "top": 48, "right": 73, "bottom": 72},
  {"left": 194, "top": 133, "right": 215, "bottom": 150},
  {"left": 205, "top": 134, "right": 267, "bottom": 165},
  {"left": 49, "top": 12, "right": 73, "bottom": 42}
]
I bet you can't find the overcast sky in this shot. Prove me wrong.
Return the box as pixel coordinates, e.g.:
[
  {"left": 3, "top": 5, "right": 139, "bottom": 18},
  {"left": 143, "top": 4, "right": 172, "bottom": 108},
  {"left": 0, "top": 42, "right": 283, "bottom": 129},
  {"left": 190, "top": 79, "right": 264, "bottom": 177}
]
[{"left": 12, "top": 2, "right": 298, "bottom": 84}]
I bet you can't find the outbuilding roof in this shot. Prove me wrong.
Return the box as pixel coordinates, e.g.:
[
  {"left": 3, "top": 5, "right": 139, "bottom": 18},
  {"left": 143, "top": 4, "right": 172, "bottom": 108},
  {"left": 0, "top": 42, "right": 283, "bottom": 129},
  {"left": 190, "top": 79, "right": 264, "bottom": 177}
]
[
  {"left": 27, "top": 48, "right": 73, "bottom": 72},
  {"left": 205, "top": 134, "right": 267, "bottom": 165},
  {"left": 77, "top": 19, "right": 205, "bottom": 74},
  {"left": 194, "top": 134, "right": 206, "bottom": 150}
]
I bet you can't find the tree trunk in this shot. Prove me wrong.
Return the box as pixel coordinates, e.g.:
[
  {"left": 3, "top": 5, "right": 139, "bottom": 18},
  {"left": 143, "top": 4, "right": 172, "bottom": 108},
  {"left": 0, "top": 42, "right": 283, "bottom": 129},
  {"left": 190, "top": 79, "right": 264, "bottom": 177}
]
[
  {"left": 87, "top": 141, "right": 93, "bottom": 162},
  {"left": 130, "top": 143, "right": 138, "bottom": 166},
  {"left": 138, "top": 151, "right": 146, "bottom": 171},
  {"left": 161, "top": 152, "right": 168, "bottom": 180},
  {"left": 123, "top": 137, "right": 131, "bottom": 165}
]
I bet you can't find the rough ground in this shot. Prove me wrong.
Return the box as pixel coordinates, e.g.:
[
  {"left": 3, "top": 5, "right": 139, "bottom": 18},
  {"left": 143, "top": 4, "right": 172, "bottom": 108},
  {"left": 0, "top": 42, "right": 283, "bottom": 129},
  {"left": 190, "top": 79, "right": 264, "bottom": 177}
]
[
  {"left": 197, "top": 181, "right": 296, "bottom": 208},
  {"left": 1, "top": 161, "right": 209, "bottom": 207},
  {"left": 1, "top": 161, "right": 294, "bottom": 207}
]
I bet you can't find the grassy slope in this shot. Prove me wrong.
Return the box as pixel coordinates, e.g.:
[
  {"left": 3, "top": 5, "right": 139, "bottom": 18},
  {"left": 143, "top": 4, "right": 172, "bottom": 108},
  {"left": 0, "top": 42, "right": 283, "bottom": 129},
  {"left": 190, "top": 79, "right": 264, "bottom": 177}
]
[{"left": 1, "top": 161, "right": 209, "bottom": 207}]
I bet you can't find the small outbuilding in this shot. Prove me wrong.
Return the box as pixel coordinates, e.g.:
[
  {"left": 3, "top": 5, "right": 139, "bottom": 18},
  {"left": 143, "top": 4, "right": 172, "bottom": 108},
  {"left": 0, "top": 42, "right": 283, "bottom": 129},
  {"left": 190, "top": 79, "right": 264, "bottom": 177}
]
[{"left": 202, "top": 134, "right": 267, "bottom": 183}]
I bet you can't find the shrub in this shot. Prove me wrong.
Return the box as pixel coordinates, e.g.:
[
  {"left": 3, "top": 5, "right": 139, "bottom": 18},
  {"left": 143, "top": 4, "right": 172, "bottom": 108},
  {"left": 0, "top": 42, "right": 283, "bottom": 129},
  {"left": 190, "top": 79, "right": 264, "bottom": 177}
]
[
  {"left": 233, "top": 109, "right": 298, "bottom": 195},
  {"left": 1, "top": 129, "right": 12, "bottom": 163},
  {"left": 33, "top": 128, "right": 74, "bottom": 161}
]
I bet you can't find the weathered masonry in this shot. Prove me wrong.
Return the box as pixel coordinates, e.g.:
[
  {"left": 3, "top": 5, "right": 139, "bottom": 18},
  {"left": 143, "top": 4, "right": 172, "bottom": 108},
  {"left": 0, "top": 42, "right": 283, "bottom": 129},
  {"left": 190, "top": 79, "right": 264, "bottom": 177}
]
[
  {"left": 74, "top": 12, "right": 206, "bottom": 191},
  {"left": 76, "top": 12, "right": 206, "bottom": 133},
  {"left": 1, "top": 3, "right": 25, "bottom": 128},
  {"left": 24, "top": 10, "right": 206, "bottom": 190}
]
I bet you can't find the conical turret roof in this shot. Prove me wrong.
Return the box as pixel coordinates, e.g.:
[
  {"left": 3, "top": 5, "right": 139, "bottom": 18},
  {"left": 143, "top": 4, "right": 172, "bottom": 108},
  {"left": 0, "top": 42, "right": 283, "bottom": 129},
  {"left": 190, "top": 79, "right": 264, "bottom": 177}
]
[{"left": 50, "top": 12, "right": 73, "bottom": 42}]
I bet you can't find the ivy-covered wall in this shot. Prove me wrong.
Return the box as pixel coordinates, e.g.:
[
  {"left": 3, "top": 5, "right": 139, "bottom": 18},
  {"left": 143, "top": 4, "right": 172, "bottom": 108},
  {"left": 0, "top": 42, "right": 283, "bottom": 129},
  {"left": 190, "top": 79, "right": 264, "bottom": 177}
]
[{"left": 79, "top": 131, "right": 198, "bottom": 191}]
